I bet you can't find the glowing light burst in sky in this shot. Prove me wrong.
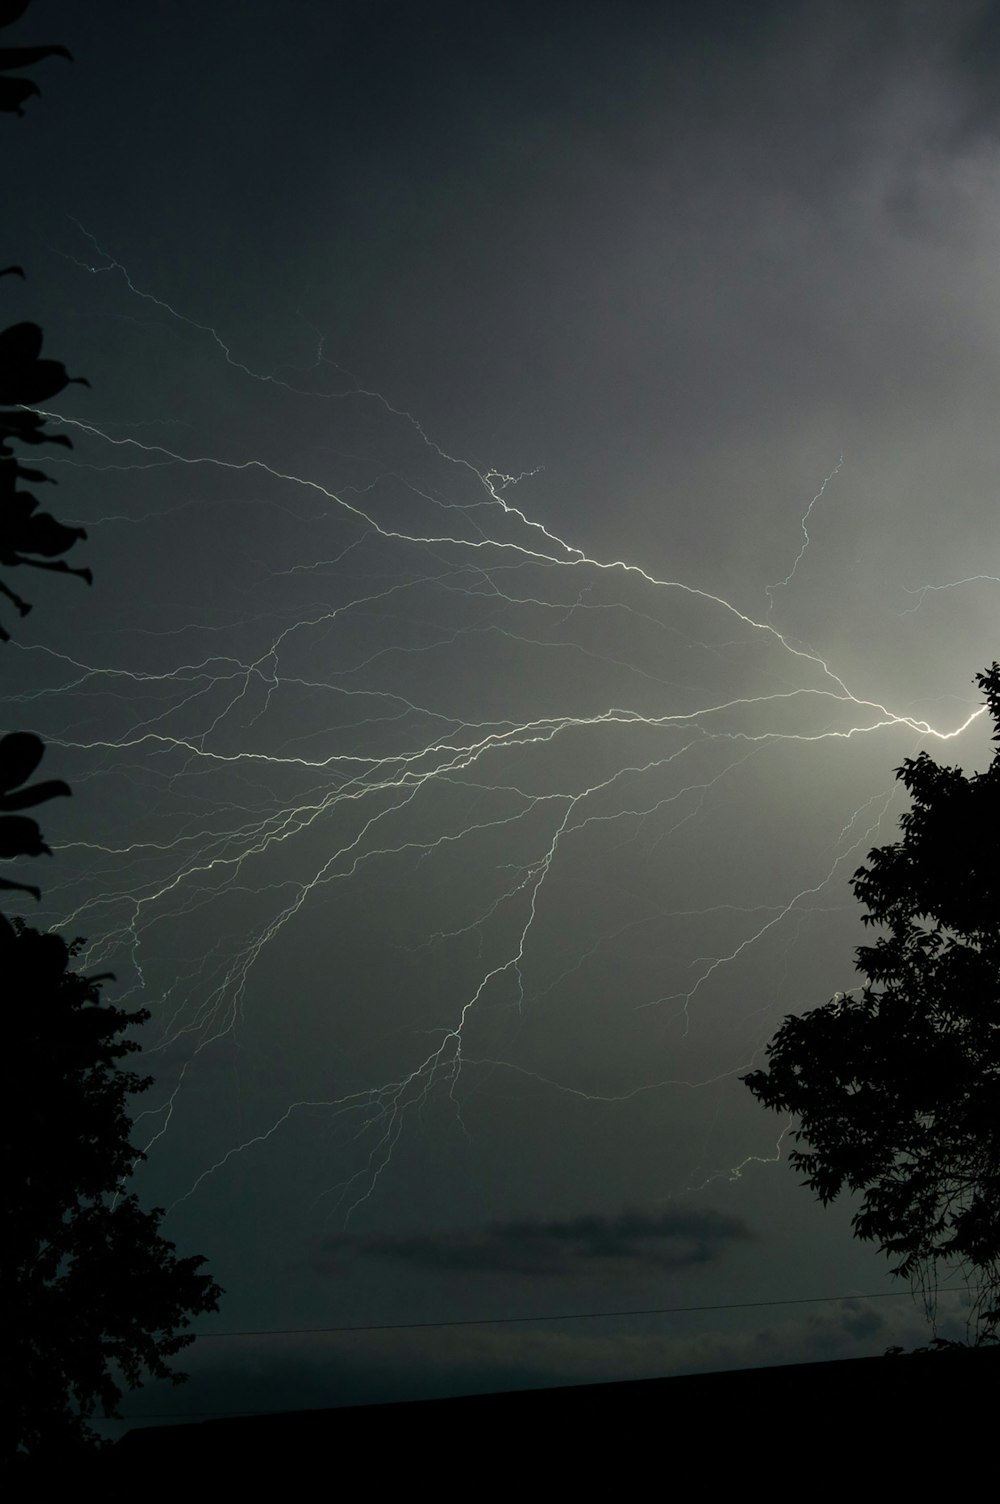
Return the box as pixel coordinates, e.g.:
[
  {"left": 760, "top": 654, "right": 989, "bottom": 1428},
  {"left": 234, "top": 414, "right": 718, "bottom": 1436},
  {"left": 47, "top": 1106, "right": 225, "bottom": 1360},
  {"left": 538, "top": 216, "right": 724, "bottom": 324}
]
[{"left": 6, "top": 234, "right": 991, "bottom": 1239}]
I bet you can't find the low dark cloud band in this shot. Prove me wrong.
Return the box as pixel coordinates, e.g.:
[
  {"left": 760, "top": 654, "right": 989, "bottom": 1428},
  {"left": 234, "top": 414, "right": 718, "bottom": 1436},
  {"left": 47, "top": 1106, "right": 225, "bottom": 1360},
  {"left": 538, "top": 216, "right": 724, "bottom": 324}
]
[{"left": 320, "top": 1207, "right": 751, "bottom": 1277}]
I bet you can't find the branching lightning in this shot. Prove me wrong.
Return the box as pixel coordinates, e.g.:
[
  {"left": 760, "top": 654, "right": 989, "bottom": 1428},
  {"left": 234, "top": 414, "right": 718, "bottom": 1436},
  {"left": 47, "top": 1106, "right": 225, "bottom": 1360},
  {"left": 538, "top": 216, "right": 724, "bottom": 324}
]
[
  {"left": 898, "top": 574, "right": 1000, "bottom": 614},
  {"left": 5, "top": 231, "right": 992, "bottom": 1228}
]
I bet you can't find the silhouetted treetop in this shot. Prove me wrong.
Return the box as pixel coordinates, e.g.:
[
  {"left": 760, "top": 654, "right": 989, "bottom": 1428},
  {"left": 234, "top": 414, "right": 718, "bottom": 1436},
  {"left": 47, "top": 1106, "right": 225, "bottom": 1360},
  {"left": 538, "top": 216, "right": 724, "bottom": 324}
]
[{"left": 743, "top": 664, "right": 1000, "bottom": 1340}]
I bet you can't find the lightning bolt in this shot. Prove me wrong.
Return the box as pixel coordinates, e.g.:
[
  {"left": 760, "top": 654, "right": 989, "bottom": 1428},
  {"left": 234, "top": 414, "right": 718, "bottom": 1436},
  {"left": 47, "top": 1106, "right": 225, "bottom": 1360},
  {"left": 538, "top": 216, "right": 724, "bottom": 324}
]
[
  {"left": 7, "top": 231, "right": 991, "bottom": 1226},
  {"left": 765, "top": 453, "right": 844, "bottom": 613},
  {"left": 898, "top": 574, "right": 1000, "bottom": 614}
]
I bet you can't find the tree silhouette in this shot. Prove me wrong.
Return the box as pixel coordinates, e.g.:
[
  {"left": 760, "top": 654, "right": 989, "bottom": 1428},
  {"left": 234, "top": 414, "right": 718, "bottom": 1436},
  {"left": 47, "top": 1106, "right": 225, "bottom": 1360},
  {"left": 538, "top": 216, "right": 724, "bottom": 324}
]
[
  {"left": 2, "top": 2, "right": 90, "bottom": 650},
  {"left": 2, "top": 3, "right": 223, "bottom": 1468},
  {"left": 743, "top": 664, "right": 1000, "bottom": 1340},
  {"left": 3, "top": 917, "right": 223, "bottom": 1466},
  {"left": 1, "top": 288, "right": 93, "bottom": 642},
  {"left": 2, "top": 0, "right": 91, "bottom": 877},
  {"left": 0, "top": 0, "right": 70, "bottom": 118},
  {"left": 0, "top": 732, "right": 70, "bottom": 899}
]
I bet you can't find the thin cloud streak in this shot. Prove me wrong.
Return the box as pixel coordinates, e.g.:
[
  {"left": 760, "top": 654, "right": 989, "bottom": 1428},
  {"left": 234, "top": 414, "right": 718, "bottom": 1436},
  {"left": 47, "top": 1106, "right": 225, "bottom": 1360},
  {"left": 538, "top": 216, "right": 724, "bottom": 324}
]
[{"left": 319, "top": 1207, "right": 751, "bottom": 1277}]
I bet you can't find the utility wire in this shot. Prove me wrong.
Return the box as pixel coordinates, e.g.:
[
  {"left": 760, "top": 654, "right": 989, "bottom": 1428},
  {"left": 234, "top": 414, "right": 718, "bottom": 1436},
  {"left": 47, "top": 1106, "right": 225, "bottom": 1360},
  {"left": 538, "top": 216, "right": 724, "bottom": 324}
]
[
  {"left": 190, "top": 1286, "right": 923, "bottom": 1340},
  {"left": 119, "top": 1287, "right": 974, "bottom": 1423}
]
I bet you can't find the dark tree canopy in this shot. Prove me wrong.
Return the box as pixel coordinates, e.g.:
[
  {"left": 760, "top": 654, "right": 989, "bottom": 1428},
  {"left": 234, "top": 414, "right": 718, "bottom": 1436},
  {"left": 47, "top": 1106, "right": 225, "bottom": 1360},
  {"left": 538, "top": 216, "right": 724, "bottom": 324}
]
[
  {"left": 743, "top": 664, "right": 1000, "bottom": 1339},
  {"left": 2, "top": 917, "right": 223, "bottom": 1464},
  {"left": 1, "top": 5, "right": 222, "bottom": 1469}
]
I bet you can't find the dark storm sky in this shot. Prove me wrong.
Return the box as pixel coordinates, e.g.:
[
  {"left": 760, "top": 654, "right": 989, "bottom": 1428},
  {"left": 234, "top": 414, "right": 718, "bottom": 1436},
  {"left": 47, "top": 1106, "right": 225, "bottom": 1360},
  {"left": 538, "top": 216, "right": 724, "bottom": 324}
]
[{"left": 5, "top": 0, "right": 1000, "bottom": 1424}]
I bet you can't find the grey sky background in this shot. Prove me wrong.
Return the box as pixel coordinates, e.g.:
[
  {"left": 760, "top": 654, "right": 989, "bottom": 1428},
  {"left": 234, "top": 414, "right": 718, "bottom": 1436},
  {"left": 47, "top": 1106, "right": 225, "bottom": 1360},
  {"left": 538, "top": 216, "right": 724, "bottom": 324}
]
[{"left": 5, "top": 0, "right": 1000, "bottom": 1427}]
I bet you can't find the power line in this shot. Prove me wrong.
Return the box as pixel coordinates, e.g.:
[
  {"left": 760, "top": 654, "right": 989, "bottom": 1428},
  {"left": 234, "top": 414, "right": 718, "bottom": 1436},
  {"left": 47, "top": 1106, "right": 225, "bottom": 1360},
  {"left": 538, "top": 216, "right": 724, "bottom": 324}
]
[
  {"left": 190, "top": 1286, "right": 922, "bottom": 1340},
  {"left": 118, "top": 1287, "right": 969, "bottom": 1423}
]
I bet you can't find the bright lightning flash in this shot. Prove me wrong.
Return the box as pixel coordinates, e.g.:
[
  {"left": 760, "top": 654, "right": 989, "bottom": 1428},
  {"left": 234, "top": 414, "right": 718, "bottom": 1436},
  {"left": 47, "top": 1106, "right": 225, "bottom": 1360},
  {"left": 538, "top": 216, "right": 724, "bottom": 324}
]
[{"left": 5, "top": 232, "right": 991, "bottom": 1227}]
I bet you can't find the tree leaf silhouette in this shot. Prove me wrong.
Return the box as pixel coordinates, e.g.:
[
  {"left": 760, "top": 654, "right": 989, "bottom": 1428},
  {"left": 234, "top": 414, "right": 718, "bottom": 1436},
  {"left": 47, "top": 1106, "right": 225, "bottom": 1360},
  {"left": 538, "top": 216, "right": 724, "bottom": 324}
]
[{"left": 0, "top": 322, "right": 90, "bottom": 403}]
